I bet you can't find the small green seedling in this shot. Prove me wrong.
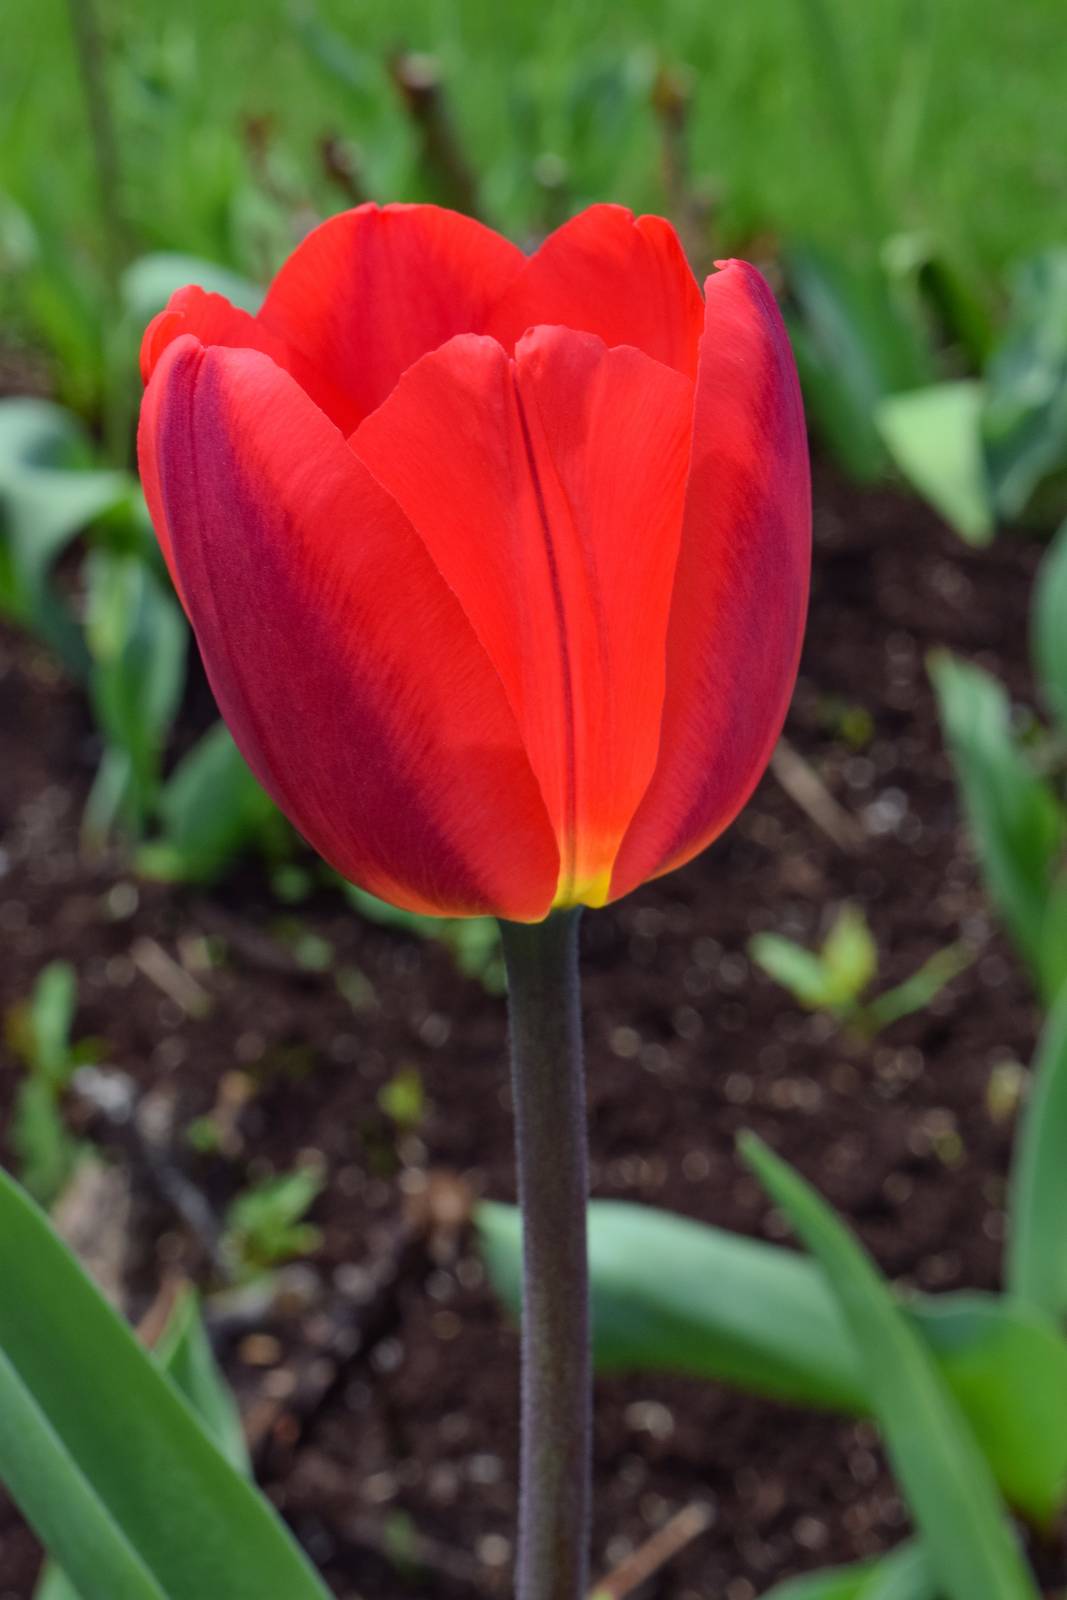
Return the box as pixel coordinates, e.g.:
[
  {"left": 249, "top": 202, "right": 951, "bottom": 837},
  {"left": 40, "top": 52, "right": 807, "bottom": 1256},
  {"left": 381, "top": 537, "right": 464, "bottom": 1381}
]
[
  {"left": 817, "top": 694, "right": 875, "bottom": 750},
  {"left": 380, "top": 1511, "right": 422, "bottom": 1582},
  {"left": 378, "top": 1067, "right": 426, "bottom": 1134},
  {"left": 221, "top": 1163, "right": 325, "bottom": 1279},
  {"left": 750, "top": 904, "right": 973, "bottom": 1039},
  {"left": 5, "top": 961, "right": 98, "bottom": 1205}
]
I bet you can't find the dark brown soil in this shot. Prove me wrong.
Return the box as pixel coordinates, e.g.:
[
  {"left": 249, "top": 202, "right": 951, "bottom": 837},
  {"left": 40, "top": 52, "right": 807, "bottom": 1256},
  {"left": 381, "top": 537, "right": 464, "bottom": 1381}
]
[{"left": 1, "top": 463, "right": 1064, "bottom": 1600}]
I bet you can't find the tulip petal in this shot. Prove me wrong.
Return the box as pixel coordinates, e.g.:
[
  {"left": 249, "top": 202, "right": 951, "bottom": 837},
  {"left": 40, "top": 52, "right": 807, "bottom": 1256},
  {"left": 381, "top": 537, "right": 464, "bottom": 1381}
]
[
  {"left": 140, "top": 287, "right": 286, "bottom": 387},
  {"left": 256, "top": 203, "right": 526, "bottom": 432},
  {"left": 353, "top": 327, "right": 694, "bottom": 906},
  {"left": 139, "top": 335, "right": 559, "bottom": 919},
  {"left": 486, "top": 205, "right": 705, "bottom": 379},
  {"left": 610, "top": 260, "right": 811, "bottom": 900},
  {"left": 140, "top": 289, "right": 310, "bottom": 599},
  {"left": 140, "top": 285, "right": 359, "bottom": 437}
]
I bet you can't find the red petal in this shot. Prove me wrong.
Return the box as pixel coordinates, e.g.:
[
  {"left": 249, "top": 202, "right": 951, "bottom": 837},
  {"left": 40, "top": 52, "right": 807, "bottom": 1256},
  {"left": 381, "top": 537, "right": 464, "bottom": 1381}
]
[
  {"left": 353, "top": 327, "right": 693, "bottom": 906},
  {"left": 610, "top": 260, "right": 811, "bottom": 900},
  {"left": 486, "top": 205, "right": 704, "bottom": 379},
  {"left": 139, "top": 337, "right": 559, "bottom": 919},
  {"left": 138, "top": 336, "right": 183, "bottom": 596},
  {"left": 140, "top": 285, "right": 356, "bottom": 433},
  {"left": 257, "top": 203, "right": 525, "bottom": 432},
  {"left": 140, "top": 287, "right": 286, "bottom": 386}
]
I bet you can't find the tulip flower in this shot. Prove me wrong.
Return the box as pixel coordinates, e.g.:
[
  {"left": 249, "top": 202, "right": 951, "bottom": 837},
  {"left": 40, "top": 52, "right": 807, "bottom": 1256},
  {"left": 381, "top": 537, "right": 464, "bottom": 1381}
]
[
  {"left": 139, "top": 202, "right": 810, "bottom": 1600},
  {"left": 139, "top": 203, "right": 810, "bottom": 925}
]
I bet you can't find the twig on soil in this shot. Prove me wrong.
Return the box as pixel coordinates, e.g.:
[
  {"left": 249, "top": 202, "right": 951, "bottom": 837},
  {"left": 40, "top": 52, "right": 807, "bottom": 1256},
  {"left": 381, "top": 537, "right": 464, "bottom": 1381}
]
[
  {"left": 71, "top": 1066, "right": 231, "bottom": 1274},
  {"left": 770, "top": 738, "right": 866, "bottom": 855},
  {"left": 588, "top": 1502, "right": 715, "bottom": 1599},
  {"left": 342, "top": 1512, "right": 505, "bottom": 1595},
  {"left": 130, "top": 936, "right": 213, "bottom": 1018},
  {"left": 51, "top": 1157, "right": 131, "bottom": 1309},
  {"left": 192, "top": 901, "right": 319, "bottom": 980},
  {"left": 66, "top": 1067, "right": 481, "bottom": 1526}
]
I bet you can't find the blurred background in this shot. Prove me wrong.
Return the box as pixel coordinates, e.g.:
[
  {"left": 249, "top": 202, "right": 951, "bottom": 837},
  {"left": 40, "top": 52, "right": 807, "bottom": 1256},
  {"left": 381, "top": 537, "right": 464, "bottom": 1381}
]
[
  {"left": 2, "top": 2, "right": 1067, "bottom": 1597},
  {"left": 5, "top": 0, "right": 1067, "bottom": 420}
]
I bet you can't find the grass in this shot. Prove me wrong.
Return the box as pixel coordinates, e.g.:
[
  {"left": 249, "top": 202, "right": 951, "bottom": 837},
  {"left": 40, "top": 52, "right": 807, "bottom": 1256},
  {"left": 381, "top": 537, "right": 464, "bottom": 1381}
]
[{"left": 3, "top": 0, "right": 1065, "bottom": 385}]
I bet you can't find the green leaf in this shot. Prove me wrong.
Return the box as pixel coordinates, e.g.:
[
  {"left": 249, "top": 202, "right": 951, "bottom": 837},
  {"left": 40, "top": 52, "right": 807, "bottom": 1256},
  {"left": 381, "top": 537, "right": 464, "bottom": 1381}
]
[
  {"left": 786, "top": 245, "right": 932, "bottom": 482},
  {"left": 0, "top": 399, "right": 134, "bottom": 673},
  {"left": 84, "top": 552, "right": 187, "bottom": 821},
  {"left": 859, "top": 1544, "right": 937, "bottom": 1600},
  {"left": 865, "top": 942, "right": 974, "bottom": 1034},
  {"left": 0, "top": 1357, "right": 167, "bottom": 1600},
  {"left": 929, "top": 650, "right": 1067, "bottom": 1000},
  {"left": 8, "top": 961, "right": 84, "bottom": 1205},
  {"left": 479, "top": 1197, "right": 861, "bottom": 1409},
  {"left": 28, "top": 960, "right": 77, "bottom": 1083},
  {"left": 1031, "top": 517, "right": 1067, "bottom": 733},
  {"left": 378, "top": 1068, "right": 426, "bottom": 1132},
  {"left": 34, "top": 1287, "right": 249, "bottom": 1600},
  {"left": 120, "top": 254, "right": 262, "bottom": 324},
  {"left": 292, "top": 11, "right": 376, "bottom": 96},
  {"left": 83, "top": 551, "right": 188, "bottom": 841},
  {"left": 750, "top": 907, "right": 878, "bottom": 1016},
  {"left": 83, "top": 748, "right": 136, "bottom": 848},
  {"left": 762, "top": 1541, "right": 932, "bottom": 1599},
  {"left": 33, "top": 1556, "right": 82, "bottom": 1600},
  {"left": 152, "top": 1289, "right": 249, "bottom": 1475},
  {"left": 912, "top": 1294, "right": 1067, "bottom": 1529},
  {"left": 821, "top": 905, "right": 879, "bottom": 1005},
  {"left": 877, "top": 381, "right": 994, "bottom": 544},
  {"left": 138, "top": 723, "right": 277, "bottom": 884},
  {"left": 740, "top": 1135, "right": 1040, "bottom": 1600},
  {"left": 984, "top": 249, "right": 1067, "bottom": 520},
  {"left": 749, "top": 933, "right": 837, "bottom": 1012},
  {"left": 11, "top": 1077, "right": 80, "bottom": 1208},
  {"left": 1007, "top": 986, "right": 1067, "bottom": 1319},
  {"left": 0, "top": 1164, "right": 331, "bottom": 1600},
  {"left": 758, "top": 1570, "right": 873, "bottom": 1600},
  {"left": 893, "top": 238, "right": 996, "bottom": 369},
  {"left": 223, "top": 1167, "right": 324, "bottom": 1277},
  {"left": 478, "top": 1200, "right": 1067, "bottom": 1523}
]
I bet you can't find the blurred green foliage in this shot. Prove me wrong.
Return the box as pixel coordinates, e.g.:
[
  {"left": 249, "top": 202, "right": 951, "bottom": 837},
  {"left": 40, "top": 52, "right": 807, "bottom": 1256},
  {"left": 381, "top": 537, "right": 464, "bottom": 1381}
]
[
  {"left": 221, "top": 1163, "right": 324, "bottom": 1278},
  {"left": 4, "top": 0, "right": 1067, "bottom": 407},
  {"left": 8, "top": 0, "right": 1067, "bottom": 257},
  {"left": 5, "top": 962, "right": 98, "bottom": 1206},
  {"left": 932, "top": 519, "right": 1067, "bottom": 1005}
]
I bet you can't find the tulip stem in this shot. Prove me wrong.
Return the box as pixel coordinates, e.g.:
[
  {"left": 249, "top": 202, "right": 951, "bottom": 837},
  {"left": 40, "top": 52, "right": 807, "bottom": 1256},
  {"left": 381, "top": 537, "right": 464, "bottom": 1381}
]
[{"left": 499, "top": 908, "right": 590, "bottom": 1600}]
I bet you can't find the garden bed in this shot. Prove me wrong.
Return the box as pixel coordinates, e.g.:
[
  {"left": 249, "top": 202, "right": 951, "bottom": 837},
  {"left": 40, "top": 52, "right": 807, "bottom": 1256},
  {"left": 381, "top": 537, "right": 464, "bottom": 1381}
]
[{"left": 0, "top": 464, "right": 1062, "bottom": 1598}]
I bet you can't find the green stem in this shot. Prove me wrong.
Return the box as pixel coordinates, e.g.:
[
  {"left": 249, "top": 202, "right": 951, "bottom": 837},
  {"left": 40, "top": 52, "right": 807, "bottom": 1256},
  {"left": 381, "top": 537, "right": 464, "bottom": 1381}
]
[{"left": 499, "top": 909, "right": 590, "bottom": 1600}]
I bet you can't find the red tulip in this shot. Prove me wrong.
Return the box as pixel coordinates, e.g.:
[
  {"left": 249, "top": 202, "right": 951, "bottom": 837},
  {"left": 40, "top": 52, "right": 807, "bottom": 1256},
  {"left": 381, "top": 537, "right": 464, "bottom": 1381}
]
[{"left": 139, "top": 203, "right": 810, "bottom": 921}]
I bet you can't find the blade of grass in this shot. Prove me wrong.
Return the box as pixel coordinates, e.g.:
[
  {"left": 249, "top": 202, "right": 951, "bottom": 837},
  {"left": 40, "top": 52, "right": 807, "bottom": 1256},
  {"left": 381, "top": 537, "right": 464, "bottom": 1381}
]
[
  {"left": 740, "top": 1135, "right": 1039, "bottom": 1600},
  {"left": 762, "top": 1540, "right": 932, "bottom": 1599},
  {"left": 1006, "top": 985, "right": 1067, "bottom": 1317},
  {"left": 0, "top": 1165, "right": 331, "bottom": 1600}
]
